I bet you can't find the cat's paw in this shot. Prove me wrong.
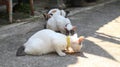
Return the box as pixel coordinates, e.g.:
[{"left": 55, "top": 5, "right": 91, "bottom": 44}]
[{"left": 58, "top": 52, "right": 66, "bottom": 56}]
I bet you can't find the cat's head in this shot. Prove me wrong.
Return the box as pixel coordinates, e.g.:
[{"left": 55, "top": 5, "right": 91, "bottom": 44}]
[
  {"left": 43, "top": 8, "right": 70, "bottom": 20},
  {"left": 65, "top": 25, "right": 76, "bottom": 35},
  {"left": 43, "top": 13, "right": 52, "bottom": 20},
  {"left": 66, "top": 34, "right": 84, "bottom": 53},
  {"left": 43, "top": 9, "right": 60, "bottom": 20},
  {"left": 48, "top": 9, "right": 61, "bottom": 16}
]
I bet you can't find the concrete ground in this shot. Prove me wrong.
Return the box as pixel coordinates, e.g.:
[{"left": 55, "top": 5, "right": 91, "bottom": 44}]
[{"left": 0, "top": 0, "right": 120, "bottom": 67}]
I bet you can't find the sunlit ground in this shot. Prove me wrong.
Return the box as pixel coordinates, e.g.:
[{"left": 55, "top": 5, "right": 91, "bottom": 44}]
[{"left": 68, "top": 16, "right": 120, "bottom": 67}]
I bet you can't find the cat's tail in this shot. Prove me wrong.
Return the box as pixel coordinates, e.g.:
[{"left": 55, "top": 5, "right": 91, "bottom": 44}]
[{"left": 16, "top": 46, "right": 26, "bottom": 56}]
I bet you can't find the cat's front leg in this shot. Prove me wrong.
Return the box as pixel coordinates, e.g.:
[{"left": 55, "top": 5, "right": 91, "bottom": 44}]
[
  {"left": 57, "top": 50, "right": 66, "bottom": 56},
  {"left": 55, "top": 46, "right": 66, "bottom": 56}
]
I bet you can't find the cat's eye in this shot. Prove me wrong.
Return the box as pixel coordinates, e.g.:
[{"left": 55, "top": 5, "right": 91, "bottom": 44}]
[{"left": 49, "top": 13, "right": 53, "bottom": 16}]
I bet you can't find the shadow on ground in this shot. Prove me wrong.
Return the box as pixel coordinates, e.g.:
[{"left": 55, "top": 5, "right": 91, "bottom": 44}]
[{"left": 70, "top": 0, "right": 120, "bottom": 62}]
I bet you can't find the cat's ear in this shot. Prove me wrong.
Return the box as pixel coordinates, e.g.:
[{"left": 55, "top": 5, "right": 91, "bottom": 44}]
[
  {"left": 43, "top": 13, "right": 51, "bottom": 20},
  {"left": 72, "top": 33, "right": 78, "bottom": 38},
  {"left": 43, "top": 13, "right": 47, "bottom": 17},
  {"left": 43, "top": 13, "right": 48, "bottom": 20},
  {"left": 78, "top": 36, "right": 84, "bottom": 44},
  {"left": 72, "top": 26, "right": 77, "bottom": 31}
]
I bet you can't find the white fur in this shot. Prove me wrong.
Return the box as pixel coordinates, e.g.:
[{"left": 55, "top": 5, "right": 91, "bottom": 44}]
[
  {"left": 48, "top": 8, "right": 66, "bottom": 17},
  {"left": 46, "top": 12, "right": 73, "bottom": 34},
  {"left": 23, "top": 29, "right": 82, "bottom": 56}
]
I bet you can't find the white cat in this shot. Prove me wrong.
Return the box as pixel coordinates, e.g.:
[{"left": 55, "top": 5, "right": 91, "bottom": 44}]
[
  {"left": 46, "top": 11, "right": 76, "bottom": 35},
  {"left": 43, "top": 8, "right": 69, "bottom": 20},
  {"left": 48, "top": 8, "right": 66, "bottom": 17},
  {"left": 16, "top": 29, "right": 84, "bottom": 56}
]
